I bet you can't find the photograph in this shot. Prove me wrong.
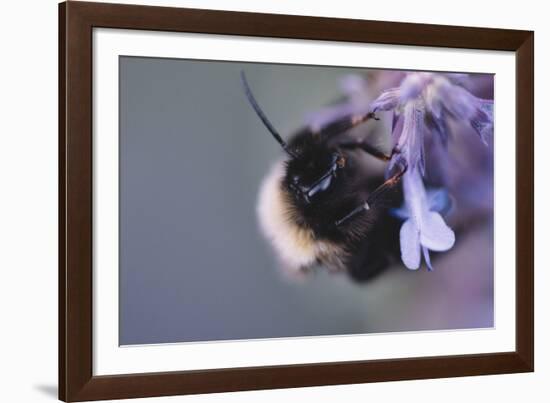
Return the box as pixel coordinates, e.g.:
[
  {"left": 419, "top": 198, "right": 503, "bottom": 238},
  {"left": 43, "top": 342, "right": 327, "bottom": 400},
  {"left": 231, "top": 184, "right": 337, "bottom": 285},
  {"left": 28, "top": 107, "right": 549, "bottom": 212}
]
[
  {"left": 0, "top": 0, "right": 542, "bottom": 401},
  {"left": 119, "top": 57, "right": 495, "bottom": 345}
]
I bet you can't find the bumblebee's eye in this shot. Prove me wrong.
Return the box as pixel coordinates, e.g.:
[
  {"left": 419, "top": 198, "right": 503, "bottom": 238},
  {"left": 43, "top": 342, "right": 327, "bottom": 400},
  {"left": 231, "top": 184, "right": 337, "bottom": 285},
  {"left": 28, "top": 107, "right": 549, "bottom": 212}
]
[{"left": 292, "top": 175, "right": 300, "bottom": 184}]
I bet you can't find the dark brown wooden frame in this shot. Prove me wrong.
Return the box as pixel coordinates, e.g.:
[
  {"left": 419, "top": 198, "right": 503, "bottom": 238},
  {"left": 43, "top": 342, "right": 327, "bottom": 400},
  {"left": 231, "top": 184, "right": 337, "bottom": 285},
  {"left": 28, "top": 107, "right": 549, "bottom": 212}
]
[{"left": 59, "top": 1, "right": 534, "bottom": 401}]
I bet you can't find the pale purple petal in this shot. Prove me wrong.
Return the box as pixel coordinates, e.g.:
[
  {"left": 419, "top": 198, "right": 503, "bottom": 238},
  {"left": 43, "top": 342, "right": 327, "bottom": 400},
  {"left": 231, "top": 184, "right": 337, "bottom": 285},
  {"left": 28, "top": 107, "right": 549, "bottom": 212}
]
[
  {"left": 419, "top": 211, "right": 455, "bottom": 251},
  {"left": 470, "top": 99, "right": 494, "bottom": 145},
  {"left": 400, "top": 219, "right": 421, "bottom": 270},
  {"left": 425, "top": 111, "right": 449, "bottom": 147},
  {"left": 396, "top": 104, "right": 425, "bottom": 174},
  {"left": 391, "top": 114, "right": 404, "bottom": 149},
  {"left": 370, "top": 87, "right": 401, "bottom": 112},
  {"left": 439, "top": 80, "right": 479, "bottom": 120},
  {"left": 402, "top": 168, "right": 427, "bottom": 228},
  {"left": 422, "top": 246, "right": 433, "bottom": 271},
  {"left": 424, "top": 79, "right": 444, "bottom": 120},
  {"left": 419, "top": 139, "right": 426, "bottom": 177},
  {"left": 410, "top": 107, "right": 426, "bottom": 176},
  {"left": 444, "top": 73, "right": 470, "bottom": 85},
  {"left": 399, "top": 73, "right": 433, "bottom": 103},
  {"left": 386, "top": 116, "right": 405, "bottom": 176}
]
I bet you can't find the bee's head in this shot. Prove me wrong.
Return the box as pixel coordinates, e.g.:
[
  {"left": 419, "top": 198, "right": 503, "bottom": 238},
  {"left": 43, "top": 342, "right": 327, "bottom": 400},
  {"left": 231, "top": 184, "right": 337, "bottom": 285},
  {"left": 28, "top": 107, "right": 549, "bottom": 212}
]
[
  {"left": 284, "top": 142, "right": 346, "bottom": 204},
  {"left": 241, "top": 71, "right": 348, "bottom": 204}
]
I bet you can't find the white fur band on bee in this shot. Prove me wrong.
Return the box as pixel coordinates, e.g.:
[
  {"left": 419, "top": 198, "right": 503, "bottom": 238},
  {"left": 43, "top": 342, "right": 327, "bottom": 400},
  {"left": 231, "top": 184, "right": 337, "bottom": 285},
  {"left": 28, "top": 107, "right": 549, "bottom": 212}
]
[{"left": 257, "top": 160, "right": 344, "bottom": 273}]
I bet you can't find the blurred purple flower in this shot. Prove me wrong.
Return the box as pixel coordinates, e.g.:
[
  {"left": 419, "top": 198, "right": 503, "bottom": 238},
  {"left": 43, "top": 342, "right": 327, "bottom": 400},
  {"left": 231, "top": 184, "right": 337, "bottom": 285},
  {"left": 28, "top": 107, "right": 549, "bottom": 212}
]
[
  {"left": 370, "top": 72, "right": 493, "bottom": 270},
  {"left": 305, "top": 74, "right": 371, "bottom": 132}
]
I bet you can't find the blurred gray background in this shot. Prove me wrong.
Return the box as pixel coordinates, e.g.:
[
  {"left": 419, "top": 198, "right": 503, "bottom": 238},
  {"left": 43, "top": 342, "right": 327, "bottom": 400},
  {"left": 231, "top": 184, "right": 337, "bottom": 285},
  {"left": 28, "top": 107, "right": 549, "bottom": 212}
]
[{"left": 119, "top": 56, "right": 493, "bottom": 345}]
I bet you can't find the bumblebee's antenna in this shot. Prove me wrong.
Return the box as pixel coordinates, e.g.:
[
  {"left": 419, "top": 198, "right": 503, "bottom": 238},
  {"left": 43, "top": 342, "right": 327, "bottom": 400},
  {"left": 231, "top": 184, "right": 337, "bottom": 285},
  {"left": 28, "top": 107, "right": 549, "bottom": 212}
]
[{"left": 240, "top": 71, "right": 296, "bottom": 157}]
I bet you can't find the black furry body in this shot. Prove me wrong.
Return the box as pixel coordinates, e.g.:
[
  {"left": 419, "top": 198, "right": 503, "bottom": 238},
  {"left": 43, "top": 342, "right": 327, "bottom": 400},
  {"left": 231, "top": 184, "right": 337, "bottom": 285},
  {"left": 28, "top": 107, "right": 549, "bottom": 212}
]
[{"left": 276, "top": 127, "right": 402, "bottom": 282}]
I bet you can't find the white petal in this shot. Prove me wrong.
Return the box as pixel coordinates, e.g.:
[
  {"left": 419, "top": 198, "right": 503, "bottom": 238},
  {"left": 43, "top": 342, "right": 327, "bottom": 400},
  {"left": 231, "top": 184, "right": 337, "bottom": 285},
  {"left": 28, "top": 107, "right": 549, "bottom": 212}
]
[
  {"left": 400, "top": 219, "right": 421, "bottom": 270},
  {"left": 402, "top": 168, "right": 427, "bottom": 225},
  {"left": 422, "top": 246, "right": 433, "bottom": 271},
  {"left": 419, "top": 211, "right": 455, "bottom": 251}
]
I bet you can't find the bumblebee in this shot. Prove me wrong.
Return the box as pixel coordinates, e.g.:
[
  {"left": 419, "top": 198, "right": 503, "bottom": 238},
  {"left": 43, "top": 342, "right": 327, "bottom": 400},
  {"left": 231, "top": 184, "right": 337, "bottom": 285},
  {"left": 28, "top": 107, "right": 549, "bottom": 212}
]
[{"left": 243, "top": 72, "right": 407, "bottom": 282}]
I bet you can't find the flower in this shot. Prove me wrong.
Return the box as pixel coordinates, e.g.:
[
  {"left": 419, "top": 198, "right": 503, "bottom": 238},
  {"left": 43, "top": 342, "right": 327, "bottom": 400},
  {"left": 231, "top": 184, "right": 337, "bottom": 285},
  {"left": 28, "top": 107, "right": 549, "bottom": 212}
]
[
  {"left": 369, "top": 72, "right": 493, "bottom": 270},
  {"left": 392, "top": 170, "right": 455, "bottom": 270},
  {"left": 372, "top": 73, "right": 494, "bottom": 148}
]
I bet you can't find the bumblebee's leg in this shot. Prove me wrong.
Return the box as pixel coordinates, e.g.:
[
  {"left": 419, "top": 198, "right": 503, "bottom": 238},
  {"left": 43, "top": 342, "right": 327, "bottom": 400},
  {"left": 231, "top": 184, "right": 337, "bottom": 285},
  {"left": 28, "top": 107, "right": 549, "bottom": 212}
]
[
  {"left": 338, "top": 139, "right": 393, "bottom": 162},
  {"left": 335, "top": 160, "right": 408, "bottom": 226}
]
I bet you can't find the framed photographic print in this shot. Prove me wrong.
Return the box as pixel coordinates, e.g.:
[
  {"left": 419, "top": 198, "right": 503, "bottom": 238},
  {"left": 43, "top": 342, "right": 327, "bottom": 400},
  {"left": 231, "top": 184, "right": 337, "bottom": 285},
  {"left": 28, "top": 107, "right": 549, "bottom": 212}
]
[{"left": 59, "top": 1, "right": 534, "bottom": 401}]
